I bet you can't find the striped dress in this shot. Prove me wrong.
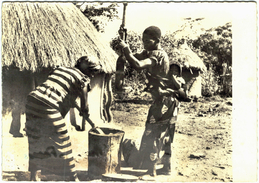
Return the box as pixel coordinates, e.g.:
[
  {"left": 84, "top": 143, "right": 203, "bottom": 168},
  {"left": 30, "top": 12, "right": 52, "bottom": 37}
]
[{"left": 25, "top": 67, "right": 90, "bottom": 179}]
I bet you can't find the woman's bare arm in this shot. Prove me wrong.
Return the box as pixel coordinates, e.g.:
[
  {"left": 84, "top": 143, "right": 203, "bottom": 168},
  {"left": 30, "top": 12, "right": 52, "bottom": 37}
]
[
  {"left": 80, "top": 84, "right": 89, "bottom": 116},
  {"left": 123, "top": 47, "right": 155, "bottom": 69}
]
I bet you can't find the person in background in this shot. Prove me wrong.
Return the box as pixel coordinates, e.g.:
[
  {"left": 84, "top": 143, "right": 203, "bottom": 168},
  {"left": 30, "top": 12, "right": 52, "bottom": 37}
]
[
  {"left": 25, "top": 56, "right": 102, "bottom": 181},
  {"left": 117, "top": 26, "right": 180, "bottom": 176}
]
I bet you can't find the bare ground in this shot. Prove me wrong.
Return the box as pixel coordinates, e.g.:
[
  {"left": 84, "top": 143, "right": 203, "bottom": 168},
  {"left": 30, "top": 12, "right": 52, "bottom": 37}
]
[{"left": 2, "top": 95, "right": 232, "bottom": 182}]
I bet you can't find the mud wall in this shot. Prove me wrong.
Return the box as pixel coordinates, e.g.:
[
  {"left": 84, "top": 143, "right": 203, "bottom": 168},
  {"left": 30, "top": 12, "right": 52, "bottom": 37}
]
[
  {"left": 182, "top": 68, "right": 202, "bottom": 97},
  {"left": 2, "top": 68, "right": 35, "bottom": 136},
  {"left": 2, "top": 67, "right": 107, "bottom": 136}
]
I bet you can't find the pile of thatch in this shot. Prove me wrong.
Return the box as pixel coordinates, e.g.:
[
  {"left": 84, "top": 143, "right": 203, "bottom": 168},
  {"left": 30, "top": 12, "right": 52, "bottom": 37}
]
[
  {"left": 169, "top": 41, "right": 207, "bottom": 72},
  {"left": 2, "top": 2, "right": 117, "bottom": 73}
]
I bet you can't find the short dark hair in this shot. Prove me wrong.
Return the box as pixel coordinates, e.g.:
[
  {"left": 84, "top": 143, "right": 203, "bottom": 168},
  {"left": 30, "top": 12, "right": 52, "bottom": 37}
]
[
  {"left": 170, "top": 63, "right": 182, "bottom": 76},
  {"left": 75, "top": 56, "right": 102, "bottom": 74},
  {"left": 143, "top": 26, "right": 161, "bottom": 41}
]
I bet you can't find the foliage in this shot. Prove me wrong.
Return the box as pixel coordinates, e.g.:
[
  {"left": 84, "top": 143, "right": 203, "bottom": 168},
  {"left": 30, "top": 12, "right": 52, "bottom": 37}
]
[
  {"left": 160, "top": 33, "right": 178, "bottom": 60},
  {"left": 122, "top": 31, "right": 146, "bottom": 82},
  {"left": 189, "top": 23, "right": 232, "bottom": 96},
  {"left": 126, "top": 31, "right": 144, "bottom": 53},
  {"left": 111, "top": 31, "right": 147, "bottom": 100},
  {"left": 201, "top": 69, "right": 220, "bottom": 97},
  {"left": 191, "top": 22, "right": 232, "bottom": 75},
  {"left": 111, "top": 22, "right": 232, "bottom": 98},
  {"left": 75, "top": 2, "right": 119, "bottom": 32}
]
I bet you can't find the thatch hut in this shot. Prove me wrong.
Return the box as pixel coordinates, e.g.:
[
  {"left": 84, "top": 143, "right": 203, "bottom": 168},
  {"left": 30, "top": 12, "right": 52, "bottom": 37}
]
[
  {"left": 170, "top": 40, "right": 206, "bottom": 97},
  {"left": 1, "top": 2, "right": 117, "bottom": 137}
]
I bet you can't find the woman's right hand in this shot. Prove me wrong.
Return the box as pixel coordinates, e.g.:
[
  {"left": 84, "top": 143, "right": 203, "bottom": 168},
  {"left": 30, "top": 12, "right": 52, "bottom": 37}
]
[{"left": 74, "top": 124, "right": 81, "bottom": 131}]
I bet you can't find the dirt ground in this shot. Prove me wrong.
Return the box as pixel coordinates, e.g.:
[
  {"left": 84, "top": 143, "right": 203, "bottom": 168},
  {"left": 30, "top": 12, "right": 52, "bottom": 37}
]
[
  {"left": 1, "top": 94, "right": 232, "bottom": 182},
  {"left": 111, "top": 94, "right": 233, "bottom": 182}
]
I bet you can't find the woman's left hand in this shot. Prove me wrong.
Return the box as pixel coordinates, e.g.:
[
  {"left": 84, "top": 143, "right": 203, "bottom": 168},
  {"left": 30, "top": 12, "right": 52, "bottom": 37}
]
[{"left": 117, "top": 39, "right": 128, "bottom": 49}]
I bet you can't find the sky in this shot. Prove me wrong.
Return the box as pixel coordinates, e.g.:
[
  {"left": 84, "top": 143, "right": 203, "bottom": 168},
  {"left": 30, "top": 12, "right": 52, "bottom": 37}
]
[{"left": 103, "top": 2, "right": 234, "bottom": 40}]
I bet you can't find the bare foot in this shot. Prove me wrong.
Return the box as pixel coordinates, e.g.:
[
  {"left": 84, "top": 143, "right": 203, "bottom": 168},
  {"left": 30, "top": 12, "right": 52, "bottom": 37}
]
[
  {"left": 30, "top": 170, "right": 41, "bottom": 181},
  {"left": 69, "top": 173, "right": 79, "bottom": 182},
  {"left": 146, "top": 165, "right": 157, "bottom": 177},
  {"left": 156, "top": 167, "right": 171, "bottom": 175}
]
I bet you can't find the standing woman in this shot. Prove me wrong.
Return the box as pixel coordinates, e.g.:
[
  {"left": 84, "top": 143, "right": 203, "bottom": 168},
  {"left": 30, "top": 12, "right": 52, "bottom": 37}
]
[
  {"left": 25, "top": 56, "right": 101, "bottom": 181},
  {"left": 117, "top": 26, "right": 175, "bottom": 176}
]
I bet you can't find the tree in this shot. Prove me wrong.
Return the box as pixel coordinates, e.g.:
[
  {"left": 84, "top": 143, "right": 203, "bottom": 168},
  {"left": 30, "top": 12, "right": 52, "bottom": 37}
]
[
  {"left": 191, "top": 22, "right": 232, "bottom": 75},
  {"left": 75, "top": 2, "right": 119, "bottom": 32},
  {"left": 189, "top": 22, "right": 232, "bottom": 96},
  {"left": 111, "top": 21, "right": 233, "bottom": 97}
]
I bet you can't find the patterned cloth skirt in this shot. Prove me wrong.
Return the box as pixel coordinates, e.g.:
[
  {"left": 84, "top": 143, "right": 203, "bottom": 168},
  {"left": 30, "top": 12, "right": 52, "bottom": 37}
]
[
  {"left": 123, "top": 96, "right": 179, "bottom": 170},
  {"left": 136, "top": 122, "right": 176, "bottom": 169},
  {"left": 25, "top": 96, "right": 75, "bottom": 178}
]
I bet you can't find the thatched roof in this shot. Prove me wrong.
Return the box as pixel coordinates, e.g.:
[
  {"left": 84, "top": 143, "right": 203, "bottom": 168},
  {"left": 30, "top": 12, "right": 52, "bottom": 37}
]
[
  {"left": 2, "top": 2, "right": 117, "bottom": 73},
  {"left": 169, "top": 41, "right": 206, "bottom": 72}
]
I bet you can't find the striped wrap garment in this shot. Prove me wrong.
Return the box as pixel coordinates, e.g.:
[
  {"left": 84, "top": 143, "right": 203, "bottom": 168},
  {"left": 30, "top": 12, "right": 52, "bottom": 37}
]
[{"left": 25, "top": 67, "right": 90, "bottom": 178}]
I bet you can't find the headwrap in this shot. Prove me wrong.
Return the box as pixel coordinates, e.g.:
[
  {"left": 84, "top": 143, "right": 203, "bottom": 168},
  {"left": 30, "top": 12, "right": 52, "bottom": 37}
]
[{"left": 143, "top": 26, "right": 161, "bottom": 41}]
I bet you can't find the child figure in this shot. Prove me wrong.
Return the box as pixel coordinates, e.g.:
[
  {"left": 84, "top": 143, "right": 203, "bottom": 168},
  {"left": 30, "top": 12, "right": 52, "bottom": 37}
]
[{"left": 158, "top": 62, "right": 191, "bottom": 102}]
